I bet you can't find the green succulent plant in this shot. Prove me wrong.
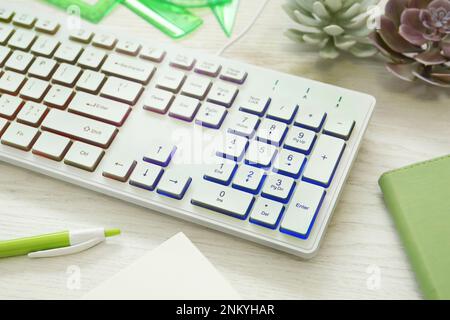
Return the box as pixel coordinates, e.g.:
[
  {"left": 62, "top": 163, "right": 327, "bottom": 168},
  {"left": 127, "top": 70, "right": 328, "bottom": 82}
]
[{"left": 283, "top": 0, "right": 380, "bottom": 58}]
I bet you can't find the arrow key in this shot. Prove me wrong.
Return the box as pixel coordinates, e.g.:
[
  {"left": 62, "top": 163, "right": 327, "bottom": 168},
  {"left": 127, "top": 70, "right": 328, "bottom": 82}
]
[
  {"left": 103, "top": 157, "right": 137, "bottom": 182},
  {"left": 129, "top": 162, "right": 163, "bottom": 191},
  {"left": 157, "top": 170, "right": 192, "bottom": 200}
]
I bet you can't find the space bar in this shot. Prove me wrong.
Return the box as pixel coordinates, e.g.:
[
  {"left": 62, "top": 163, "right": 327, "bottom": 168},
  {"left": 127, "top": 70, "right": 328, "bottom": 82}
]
[{"left": 41, "top": 109, "right": 118, "bottom": 148}]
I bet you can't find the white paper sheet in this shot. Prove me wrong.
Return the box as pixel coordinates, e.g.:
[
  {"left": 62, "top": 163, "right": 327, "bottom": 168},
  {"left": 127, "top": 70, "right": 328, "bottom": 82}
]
[{"left": 83, "top": 232, "right": 240, "bottom": 300}]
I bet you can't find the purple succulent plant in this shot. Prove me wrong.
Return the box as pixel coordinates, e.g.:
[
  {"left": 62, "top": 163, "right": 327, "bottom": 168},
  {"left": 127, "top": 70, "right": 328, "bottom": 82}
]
[{"left": 370, "top": 0, "right": 450, "bottom": 87}]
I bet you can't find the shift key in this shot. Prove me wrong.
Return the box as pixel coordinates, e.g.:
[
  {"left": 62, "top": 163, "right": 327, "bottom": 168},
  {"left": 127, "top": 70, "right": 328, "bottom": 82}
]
[
  {"left": 68, "top": 92, "right": 131, "bottom": 126},
  {"left": 42, "top": 109, "right": 118, "bottom": 148}
]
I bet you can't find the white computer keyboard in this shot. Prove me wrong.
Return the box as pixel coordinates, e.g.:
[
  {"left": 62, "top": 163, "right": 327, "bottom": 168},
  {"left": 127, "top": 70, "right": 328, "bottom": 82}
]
[{"left": 0, "top": 4, "right": 375, "bottom": 258}]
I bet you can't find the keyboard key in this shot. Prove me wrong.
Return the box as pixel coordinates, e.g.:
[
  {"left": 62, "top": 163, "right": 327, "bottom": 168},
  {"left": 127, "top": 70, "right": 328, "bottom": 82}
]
[
  {"left": 75, "top": 70, "right": 106, "bottom": 94},
  {"left": 216, "top": 133, "right": 248, "bottom": 161},
  {"left": 170, "top": 54, "right": 195, "bottom": 70},
  {"left": 43, "top": 85, "right": 74, "bottom": 109},
  {"left": 17, "top": 101, "right": 48, "bottom": 127},
  {"left": 64, "top": 141, "right": 104, "bottom": 172},
  {"left": 0, "top": 8, "right": 14, "bottom": 22},
  {"left": 0, "top": 94, "right": 23, "bottom": 120},
  {"left": 143, "top": 88, "right": 174, "bottom": 114},
  {"left": 0, "top": 46, "right": 11, "bottom": 67},
  {"left": 255, "top": 118, "right": 287, "bottom": 146},
  {"left": 284, "top": 127, "right": 316, "bottom": 154},
  {"left": 157, "top": 170, "right": 192, "bottom": 200},
  {"left": 92, "top": 33, "right": 117, "bottom": 50},
  {"left": 191, "top": 181, "right": 255, "bottom": 219},
  {"left": 203, "top": 159, "right": 237, "bottom": 185},
  {"left": 102, "top": 157, "right": 137, "bottom": 182},
  {"left": 280, "top": 181, "right": 325, "bottom": 239},
  {"left": 35, "top": 19, "right": 60, "bottom": 34},
  {"left": 249, "top": 198, "right": 284, "bottom": 229},
  {"left": 54, "top": 41, "right": 83, "bottom": 63},
  {"left": 323, "top": 118, "right": 355, "bottom": 141},
  {"left": 30, "top": 36, "right": 59, "bottom": 57},
  {"left": 168, "top": 95, "right": 200, "bottom": 122},
  {"left": 181, "top": 74, "right": 211, "bottom": 100},
  {"left": 261, "top": 174, "right": 295, "bottom": 204},
  {"left": 294, "top": 107, "right": 326, "bottom": 132},
  {"left": 239, "top": 94, "right": 270, "bottom": 116},
  {"left": 195, "top": 61, "right": 221, "bottom": 77},
  {"left": 140, "top": 47, "right": 166, "bottom": 63},
  {"left": 69, "top": 29, "right": 93, "bottom": 43},
  {"left": 77, "top": 47, "right": 106, "bottom": 70},
  {"left": 0, "top": 25, "right": 14, "bottom": 45},
  {"left": 302, "top": 135, "right": 345, "bottom": 187},
  {"left": 244, "top": 140, "right": 277, "bottom": 168},
  {"left": 1, "top": 122, "right": 39, "bottom": 151},
  {"left": 232, "top": 165, "right": 265, "bottom": 194},
  {"left": 100, "top": 77, "right": 144, "bottom": 105},
  {"left": 0, "top": 118, "right": 9, "bottom": 138},
  {"left": 52, "top": 63, "right": 82, "bottom": 87},
  {"left": 12, "top": 13, "right": 36, "bottom": 28},
  {"left": 273, "top": 149, "right": 306, "bottom": 178},
  {"left": 195, "top": 102, "right": 227, "bottom": 129},
  {"left": 32, "top": 131, "right": 71, "bottom": 161},
  {"left": 0, "top": 70, "right": 26, "bottom": 95},
  {"left": 20, "top": 77, "right": 50, "bottom": 102},
  {"left": 68, "top": 92, "right": 131, "bottom": 126},
  {"left": 102, "top": 53, "right": 155, "bottom": 84},
  {"left": 5, "top": 50, "right": 34, "bottom": 73},
  {"left": 28, "top": 57, "right": 57, "bottom": 80},
  {"left": 129, "top": 162, "right": 163, "bottom": 191},
  {"left": 8, "top": 29, "right": 36, "bottom": 50},
  {"left": 155, "top": 69, "right": 186, "bottom": 93},
  {"left": 42, "top": 109, "right": 118, "bottom": 148},
  {"left": 143, "top": 142, "right": 176, "bottom": 167},
  {"left": 266, "top": 101, "right": 298, "bottom": 124},
  {"left": 116, "top": 40, "right": 141, "bottom": 56},
  {"left": 207, "top": 82, "right": 238, "bottom": 108},
  {"left": 227, "top": 111, "right": 260, "bottom": 138},
  {"left": 220, "top": 67, "right": 247, "bottom": 84}
]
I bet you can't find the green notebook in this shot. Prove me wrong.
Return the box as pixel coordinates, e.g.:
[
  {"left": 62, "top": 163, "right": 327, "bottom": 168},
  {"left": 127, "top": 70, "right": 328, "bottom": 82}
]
[{"left": 379, "top": 155, "right": 450, "bottom": 300}]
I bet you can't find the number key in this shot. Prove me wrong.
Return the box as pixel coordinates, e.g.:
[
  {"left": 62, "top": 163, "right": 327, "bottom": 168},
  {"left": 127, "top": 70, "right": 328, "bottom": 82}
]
[{"left": 261, "top": 174, "right": 296, "bottom": 204}]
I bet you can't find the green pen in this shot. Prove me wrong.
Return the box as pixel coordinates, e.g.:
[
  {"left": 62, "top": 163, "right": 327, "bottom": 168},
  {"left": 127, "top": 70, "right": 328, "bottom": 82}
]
[{"left": 0, "top": 228, "right": 120, "bottom": 259}]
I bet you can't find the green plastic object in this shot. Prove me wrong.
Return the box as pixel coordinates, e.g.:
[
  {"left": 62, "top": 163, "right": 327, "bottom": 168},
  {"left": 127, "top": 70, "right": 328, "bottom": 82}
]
[
  {"left": 44, "top": 0, "right": 119, "bottom": 23},
  {"left": 161, "top": 0, "right": 230, "bottom": 7},
  {"left": 122, "top": 0, "right": 203, "bottom": 38},
  {"left": 211, "top": 0, "right": 239, "bottom": 37}
]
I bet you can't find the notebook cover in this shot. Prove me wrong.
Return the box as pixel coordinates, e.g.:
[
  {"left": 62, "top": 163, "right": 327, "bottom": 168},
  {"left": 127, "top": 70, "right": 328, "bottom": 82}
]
[{"left": 379, "top": 155, "right": 450, "bottom": 299}]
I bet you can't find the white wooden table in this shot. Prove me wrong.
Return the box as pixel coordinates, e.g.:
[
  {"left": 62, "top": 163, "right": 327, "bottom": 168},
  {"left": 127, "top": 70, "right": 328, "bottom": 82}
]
[{"left": 2, "top": 0, "right": 447, "bottom": 299}]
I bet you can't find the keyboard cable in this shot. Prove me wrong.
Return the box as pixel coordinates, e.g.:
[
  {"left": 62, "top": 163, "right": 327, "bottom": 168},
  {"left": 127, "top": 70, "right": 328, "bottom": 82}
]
[{"left": 215, "top": 0, "right": 271, "bottom": 56}]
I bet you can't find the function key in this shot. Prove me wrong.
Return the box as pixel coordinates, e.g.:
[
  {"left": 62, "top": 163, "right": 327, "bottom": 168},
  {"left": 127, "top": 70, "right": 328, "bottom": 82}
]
[
  {"left": 69, "top": 29, "right": 94, "bottom": 44},
  {"left": 0, "top": 8, "right": 14, "bottom": 22},
  {"left": 12, "top": 13, "right": 36, "bottom": 28},
  {"left": 35, "top": 19, "right": 60, "bottom": 35},
  {"left": 239, "top": 94, "right": 270, "bottom": 116},
  {"left": 170, "top": 54, "right": 196, "bottom": 71},
  {"left": 157, "top": 170, "right": 192, "bottom": 200},
  {"left": 92, "top": 33, "right": 117, "bottom": 50},
  {"left": 140, "top": 47, "right": 166, "bottom": 63},
  {"left": 116, "top": 40, "right": 141, "bottom": 56},
  {"left": 195, "top": 61, "right": 221, "bottom": 77},
  {"left": 323, "top": 118, "right": 355, "bottom": 141},
  {"left": 1, "top": 122, "right": 39, "bottom": 151},
  {"left": 220, "top": 67, "right": 248, "bottom": 84}
]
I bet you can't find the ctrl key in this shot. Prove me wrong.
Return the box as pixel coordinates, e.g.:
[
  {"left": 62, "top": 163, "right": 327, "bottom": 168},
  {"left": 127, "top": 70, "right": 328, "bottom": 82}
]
[
  {"left": 64, "top": 141, "right": 105, "bottom": 172},
  {"left": 280, "top": 182, "right": 326, "bottom": 239},
  {"left": 191, "top": 181, "right": 254, "bottom": 219}
]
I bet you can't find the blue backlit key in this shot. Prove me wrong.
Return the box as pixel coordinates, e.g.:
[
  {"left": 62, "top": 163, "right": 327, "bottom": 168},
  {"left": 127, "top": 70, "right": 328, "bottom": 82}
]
[
  {"left": 232, "top": 165, "right": 266, "bottom": 194},
  {"left": 273, "top": 149, "right": 306, "bottom": 178},
  {"left": 157, "top": 170, "right": 192, "bottom": 200},
  {"left": 203, "top": 159, "right": 237, "bottom": 185},
  {"left": 143, "top": 142, "right": 177, "bottom": 167},
  {"left": 261, "top": 174, "right": 295, "bottom": 204},
  {"left": 249, "top": 198, "right": 284, "bottom": 229}
]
